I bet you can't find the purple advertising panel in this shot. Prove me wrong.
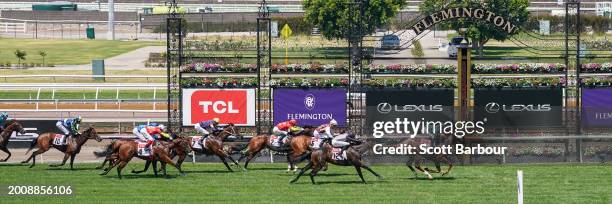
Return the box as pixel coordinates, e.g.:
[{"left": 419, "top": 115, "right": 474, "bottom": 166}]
[
  {"left": 582, "top": 88, "right": 612, "bottom": 127},
  {"left": 273, "top": 88, "right": 347, "bottom": 127}
]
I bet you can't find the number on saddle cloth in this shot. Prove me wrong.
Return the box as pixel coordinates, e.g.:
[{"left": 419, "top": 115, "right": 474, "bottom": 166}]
[
  {"left": 53, "top": 134, "right": 68, "bottom": 146},
  {"left": 269, "top": 135, "right": 288, "bottom": 147},
  {"left": 310, "top": 136, "right": 323, "bottom": 149},
  {"left": 191, "top": 136, "right": 205, "bottom": 149},
  {"left": 331, "top": 148, "right": 347, "bottom": 161},
  {"left": 137, "top": 142, "right": 152, "bottom": 157}
]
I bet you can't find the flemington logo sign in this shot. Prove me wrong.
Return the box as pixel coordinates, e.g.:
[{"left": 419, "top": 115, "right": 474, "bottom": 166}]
[
  {"left": 412, "top": 7, "right": 519, "bottom": 35},
  {"left": 273, "top": 88, "right": 347, "bottom": 126}
]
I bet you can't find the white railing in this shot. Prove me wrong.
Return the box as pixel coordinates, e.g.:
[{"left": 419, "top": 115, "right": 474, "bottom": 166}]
[
  {"left": 1, "top": 75, "right": 165, "bottom": 83},
  {"left": 0, "top": 21, "right": 26, "bottom": 33}
]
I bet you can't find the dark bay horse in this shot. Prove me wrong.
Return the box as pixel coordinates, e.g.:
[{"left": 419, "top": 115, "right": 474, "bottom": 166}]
[
  {"left": 21, "top": 127, "right": 102, "bottom": 169},
  {"left": 0, "top": 121, "right": 27, "bottom": 162},
  {"left": 175, "top": 124, "right": 243, "bottom": 172},
  {"left": 402, "top": 134, "right": 454, "bottom": 179},
  {"left": 290, "top": 137, "right": 383, "bottom": 184},
  {"left": 97, "top": 138, "right": 189, "bottom": 179},
  {"left": 239, "top": 127, "right": 313, "bottom": 171}
]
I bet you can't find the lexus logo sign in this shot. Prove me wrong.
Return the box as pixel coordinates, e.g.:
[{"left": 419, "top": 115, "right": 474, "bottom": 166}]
[
  {"left": 182, "top": 89, "right": 255, "bottom": 126},
  {"left": 485, "top": 102, "right": 501, "bottom": 113},
  {"left": 376, "top": 103, "right": 444, "bottom": 114}
]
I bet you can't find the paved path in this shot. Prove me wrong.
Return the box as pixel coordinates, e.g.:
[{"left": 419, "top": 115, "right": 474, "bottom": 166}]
[
  {"left": 373, "top": 30, "right": 456, "bottom": 65},
  {"left": 26, "top": 46, "right": 165, "bottom": 70}
]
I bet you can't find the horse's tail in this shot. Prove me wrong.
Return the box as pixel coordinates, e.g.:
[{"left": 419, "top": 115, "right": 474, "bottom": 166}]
[
  {"left": 93, "top": 141, "right": 115, "bottom": 158},
  {"left": 24, "top": 138, "right": 38, "bottom": 154}
]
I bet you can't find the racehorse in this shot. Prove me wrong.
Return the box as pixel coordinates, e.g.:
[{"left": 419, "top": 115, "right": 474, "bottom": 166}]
[
  {"left": 174, "top": 123, "right": 243, "bottom": 172},
  {"left": 402, "top": 133, "right": 454, "bottom": 180},
  {"left": 97, "top": 137, "right": 189, "bottom": 179},
  {"left": 290, "top": 136, "right": 383, "bottom": 184},
  {"left": 0, "top": 120, "right": 27, "bottom": 162},
  {"left": 238, "top": 127, "right": 313, "bottom": 171},
  {"left": 21, "top": 127, "right": 102, "bottom": 170}
]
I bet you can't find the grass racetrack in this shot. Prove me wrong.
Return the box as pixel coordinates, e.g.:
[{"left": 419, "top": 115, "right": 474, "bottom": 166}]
[{"left": 0, "top": 163, "right": 610, "bottom": 203}]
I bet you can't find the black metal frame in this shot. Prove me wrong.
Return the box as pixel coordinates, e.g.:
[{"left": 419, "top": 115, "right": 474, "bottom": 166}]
[
  {"left": 166, "top": 0, "right": 183, "bottom": 133},
  {"left": 347, "top": 0, "right": 366, "bottom": 136},
  {"left": 256, "top": 0, "right": 273, "bottom": 134}
]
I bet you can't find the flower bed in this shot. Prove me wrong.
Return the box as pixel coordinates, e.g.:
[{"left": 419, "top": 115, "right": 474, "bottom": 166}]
[
  {"left": 270, "top": 78, "right": 349, "bottom": 88},
  {"left": 180, "top": 77, "right": 258, "bottom": 88},
  {"left": 181, "top": 63, "right": 257, "bottom": 73},
  {"left": 472, "top": 63, "right": 566, "bottom": 74},
  {"left": 271, "top": 63, "right": 348, "bottom": 73},
  {"left": 581, "top": 77, "right": 612, "bottom": 87},
  {"left": 581, "top": 63, "right": 612, "bottom": 73},
  {"left": 472, "top": 78, "right": 563, "bottom": 88},
  {"left": 365, "top": 64, "right": 456, "bottom": 74},
  {"left": 362, "top": 78, "right": 456, "bottom": 88}
]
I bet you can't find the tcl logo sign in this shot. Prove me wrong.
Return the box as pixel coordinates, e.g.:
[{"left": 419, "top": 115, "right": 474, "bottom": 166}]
[
  {"left": 183, "top": 89, "right": 255, "bottom": 126},
  {"left": 199, "top": 101, "right": 239, "bottom": 113}
]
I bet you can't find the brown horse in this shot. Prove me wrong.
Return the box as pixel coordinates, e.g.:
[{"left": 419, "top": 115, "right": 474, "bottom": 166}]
[
  {"left": 98, "top": 138, "right": 189, "bottom": 179},
  {"left": 175, "top": 124, "right": 242, "bottom": 172},
  {"left": 402, "top": 134, "right": 454, "bottom": 180},
  {"left": 290, "top": 136, "right": 383, "bottom": 184},
  {"left": 0, "top": 120, "right": 27, "bottom": 162},
  {"left": 21, "top": 127, "right": 102, "bottom": 169},
  {"left": 239, "top": 127, "right": 313, "bottom": 171}
]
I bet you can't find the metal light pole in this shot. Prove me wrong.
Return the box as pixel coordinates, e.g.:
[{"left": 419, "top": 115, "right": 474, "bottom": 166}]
[{"left": 107, "top": 0, "right": 115, "bottom": 40}]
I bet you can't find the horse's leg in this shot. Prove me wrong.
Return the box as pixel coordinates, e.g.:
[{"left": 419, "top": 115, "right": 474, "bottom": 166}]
[
  {"left": 439, "top": 156, "right": 453, "bottom": 176},
  {"left": 95, "top": 157, "right": 108, "bottom": 169},
  {"left": 290, "top": 162, "right": 312, "bottom": 184},
  {"left": 225, "top": 155, "right": 243, "bottom": 171},
  {"left": 309, "top": 165, "right": 322, "bottom": 185},
  {"left": 50, "top": 153, "right": 70, "bottom": 167},
  {"left": 152, "top": 160, "right": 159, "bottom": 177},
  {"left": 415, "top": 160, "right": 433, "bottom": 180},
  {"left": 22, "top": 147, "right": 49, "bottom": 168},
  {"left": 218, "top": 155, "right": 233, "bottom": 172},
  {"left": 286, "top": 155, "right": 293, "bottom": 172},
  {"left": 100, "top": 159, "right": 121, "bottom": 176},
  {"left": 243, "top": 150, "right": 261, "bottom": 170},
  {"left": 354, "top": 165, "right": 366, "bottom": 184},
  {"left": 116, "top": 161, "right": 129, "bottom": 180},
  {"left": 132, "top": 160, "right": 151, "bottom": 174},
  {"left": 0, "top": 146, "right": 11, "bottom": 162},
  {"left": 405, "top": 156, "right": 418, "bottom": 178},
  {"left": 69, "top": 154, "right": 77, "bottom": 170},
  {"left": 158, "top": 153, "right": 184, "bottom": 176}
]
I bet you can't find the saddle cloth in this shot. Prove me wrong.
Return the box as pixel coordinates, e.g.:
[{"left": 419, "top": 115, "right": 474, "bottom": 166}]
[
  {"left": 331, "top": 147, "right": 347, "bottom": 161},
  {"left": 191, "top": 136, "right": 208, "bottom": 150},
  {"left": 310, "top": 136, "right": 323, "bottom": 149},
  {"left": 269, "top": 135, "right": 289, "bottom": 148},
  {"left": 52, "top": 134, "right": 68, "bottom": 146},
  {"left": 137, "top": 141, "right": 152, "bottom": 157}
]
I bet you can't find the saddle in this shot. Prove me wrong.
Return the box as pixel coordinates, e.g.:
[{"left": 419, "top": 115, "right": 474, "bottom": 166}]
[
  {"left": 331, "top": 147, "right": 347, "bottom": 161},
  {"left": 137, "top": 141, "right": 153, "bottom": 157},
  {"left": 52, "top": 134, "right": 69, "bottom": 146},
  {"left": 269, "top": 135, "right": 290, "bottom": 148},
  {"left": 191, "top": 136, "right": 208, "bottom": 150}
]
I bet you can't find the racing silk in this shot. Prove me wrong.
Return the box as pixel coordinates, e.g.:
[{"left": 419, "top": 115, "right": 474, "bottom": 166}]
[
  {"left": 146, "top": 126, "right": 162, "bottom": 135},
  {"left": 315, "top": 124, "right": 334, "bottom": 138},
  {"left": 199, "top": 120, "right": 216, "bottom": 129},
  {"left": 137, "top": 124, "right": 148, "bottom": 131},
  {"left": 0, "top": 117, "right": 6, "bottom": 127},
  {"left": 275, "top": 121, "right": 293, "bottom": 131},
  {"left": 62, "top": 118, "right": 80, "bottom": 135}
]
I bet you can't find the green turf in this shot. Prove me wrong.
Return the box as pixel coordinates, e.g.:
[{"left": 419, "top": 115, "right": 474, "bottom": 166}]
[
  {"left": 0, "top": 163, "right": 609, "bottom": 203},
  {"left": 0, "top": 90, "right": 167, "bottom": 100},
  {"left": 0, "top": 39, "right": 162, "bottom": 65}
]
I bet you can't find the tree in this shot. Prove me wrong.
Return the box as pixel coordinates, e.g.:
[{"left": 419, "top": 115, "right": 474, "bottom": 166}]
[
  {"left": 39, "top": 50, "right": 47, "bottom": 66},
  {"left": 302, "top": 0, "right": 407, "bottom": 40},
  {"left": 14, "top": 50, "right": 26, "bottom": 67},
  {"left": 420, "top": 0, "right": 529, "bottom": 56}
]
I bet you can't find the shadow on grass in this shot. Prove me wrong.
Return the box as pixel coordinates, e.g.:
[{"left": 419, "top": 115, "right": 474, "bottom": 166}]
[
  {"left": 403, "top": 176, "right": 456, "bottom": 181},
  {"left": 182, "top": 169, "right": 233, "bottom": 174},
  {"left": 45, "top": 167, "right": 96, "bottom": 171},
  {"left": 0, "top": 163, "right": 33, "bottom": 167}
]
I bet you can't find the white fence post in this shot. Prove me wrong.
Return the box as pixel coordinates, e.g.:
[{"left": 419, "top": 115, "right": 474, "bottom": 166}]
[{"left": 517, "top": 170, "right": 524, "bottom": 204}]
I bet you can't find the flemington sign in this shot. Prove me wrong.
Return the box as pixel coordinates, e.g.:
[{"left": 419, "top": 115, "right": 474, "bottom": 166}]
[{"left": 412, "top": 7, "right": 519, "bottom": 35}]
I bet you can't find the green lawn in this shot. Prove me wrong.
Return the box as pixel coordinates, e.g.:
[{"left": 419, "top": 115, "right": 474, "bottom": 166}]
[
  {"left": 0, "top": 69, "right": 167, "bottom": 83},
  {"left": 0, "top": 163, "right": 609, "bottom": 203},
  {"left": 0, "top": 39, "right": 162, "bottom": 65}
]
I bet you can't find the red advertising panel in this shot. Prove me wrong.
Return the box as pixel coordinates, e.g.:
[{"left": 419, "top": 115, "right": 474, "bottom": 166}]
[{"left": 182, "top": 89, "right": 255, "bottom": 126}]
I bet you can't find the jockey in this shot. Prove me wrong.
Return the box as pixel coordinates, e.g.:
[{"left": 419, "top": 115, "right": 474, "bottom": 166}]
[
  {"left": 0, "top": 112, "right": 8, "bottom": 132},
  {"left": 332, "top": 133, "right": 356, "bottom": 150},
  {"left": 56, "top": 116, "right": 82, "bottom": 143},
  {"left": 194, "top": 118, "right": 220, "bottom": 138},
  {"left": 314, "top": 119, "right": 338, "bottom": 140},
  {"left": 273, "top": 119, "right": 297, "bottom": 143},
  {"left": 133, "top": 123, "right": 166, "bottom": 148}
]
